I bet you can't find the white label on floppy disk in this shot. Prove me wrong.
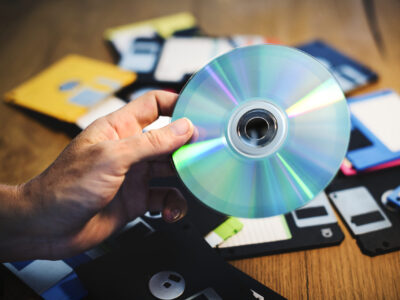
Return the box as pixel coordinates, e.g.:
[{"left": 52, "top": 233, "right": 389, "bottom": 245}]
[
  {"left": 110, "top": 25, "right": 157, "bottom": 54},
  {"left": 155, "top": 37, "right": 234, "bottom": 82},
  {"left": 349, "top": 91, "right": 400, "bottom": 152},
  {"left": 329, "top": 186, "right": 391, "bottom": 235},
  {"left": 218, "top": 215, "right": 291, "bottom": 248},
  {"left": 292, "top": 192, "right": 337, "bottom": 228},
  {"left": 119, "top": 39, "right": 161, "bottom": 73}
]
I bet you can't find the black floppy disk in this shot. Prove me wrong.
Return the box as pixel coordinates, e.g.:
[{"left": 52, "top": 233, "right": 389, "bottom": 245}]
[
  {"left": 115, "top": 78, "right": 184, "bottom": 103},
  {"left": 75, "top": 220, "right": 284, "bottom": 300},
  {"left": 151, "top": 176, "right": 344, "bottom": 260},
  {"left": 327, "top": 166, "right": 400, "bottom": 256},
  {"left": 215, "top": 191, "right": 344, "bottom": 260},
  {"left": 296, "top": 40, "right": 378, "bottom": 94}
]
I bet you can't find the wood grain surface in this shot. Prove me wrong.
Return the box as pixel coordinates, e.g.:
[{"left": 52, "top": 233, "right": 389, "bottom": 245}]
[{"left": 0, "top": 0, "right": 399, "bottom": 299}]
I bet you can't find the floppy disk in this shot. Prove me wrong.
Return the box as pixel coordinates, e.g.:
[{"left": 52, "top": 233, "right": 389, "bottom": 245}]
[
  {"left": 75, "top": 220, "right": 284, "bottom": 300},
  {"left": 104, "top": 12, "right": 197, "bottom": 56},
  {"left": 215, "top": 192, "right": 344, "bottom": 260},
  {"left": 154, "top": 37, "right": 234, "bottom": 83},
  {"left": 296, "top": 40, "right": 378, "bottom": 93},
  {"left": 118, "top": 36, "right": 164, "bottom": 74},
  {"left": 153, "top": 36, "right": 280, "bottom": 84},
  {"left": 117, "top": 33, "right": 278, "bottom": 84},
  {"left": 340, "top": 157, "right": 400, "bottom": 176},
  {"left": 151, "top": 176, "right": 344, "bottom": 260},
  {"left": 345, "top": 89, "right": 400, "bottom": 170},
  {"left": 327, "top": 165, "right": 400, "bottom": 256},
  {"left": 4, "top": 55, "right": 135, "bottom": 124}
]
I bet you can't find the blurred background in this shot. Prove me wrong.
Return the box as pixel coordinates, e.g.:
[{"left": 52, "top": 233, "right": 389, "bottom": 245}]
[{"left": 0, "top": 0, "right": 399, "bottom": 184}]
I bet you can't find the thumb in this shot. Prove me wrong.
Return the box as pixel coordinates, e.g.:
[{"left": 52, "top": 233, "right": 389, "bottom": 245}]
[{"left": 122, "top": 118, "right": 194, "bottom": 163}]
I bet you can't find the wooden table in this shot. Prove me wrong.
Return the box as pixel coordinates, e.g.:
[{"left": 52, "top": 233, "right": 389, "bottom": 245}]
[{"left": 0, "top": 0, "right": 399, "bottom": 299}]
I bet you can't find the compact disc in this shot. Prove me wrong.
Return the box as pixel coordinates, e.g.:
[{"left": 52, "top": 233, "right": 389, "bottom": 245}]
[{"left": 172, "top": 44, "right": 350, "bottom": 218}]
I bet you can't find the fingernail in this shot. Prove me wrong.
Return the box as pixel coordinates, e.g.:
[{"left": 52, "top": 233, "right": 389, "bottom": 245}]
[
  {"left": 170, "top": 118, "right": 191, "bottom": 136},
  {"left": 170, "top": 208, "right": 181, "bottom": 221}
]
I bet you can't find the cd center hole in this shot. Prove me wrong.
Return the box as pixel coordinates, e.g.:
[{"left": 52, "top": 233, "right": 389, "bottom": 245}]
[{"left": 245, "top": 117, "right": 269, "bottom": 140}]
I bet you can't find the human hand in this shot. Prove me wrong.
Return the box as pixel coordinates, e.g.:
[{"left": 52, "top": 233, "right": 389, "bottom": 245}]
[{"left": 1, "top": 91, "right": 193, "bottom": 261}]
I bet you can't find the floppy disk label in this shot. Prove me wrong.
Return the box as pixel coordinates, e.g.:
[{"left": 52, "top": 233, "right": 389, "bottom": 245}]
[
  {"left": 346, "top": 89, "right": 400, "bottom": 170},
  {"left": 349, "top": 90, "right": 400, "bottom": 152},
  {"left": 119, "top": 37, "right": 162, "bottom": 73},
  {"left": 104, "top": 12, "right": 197, "bottom": 54},
  {"left": 292, "top": 192, "right": 337, "bottom": 228},
  {"left": 329, "top": 186, "right": 392, "bottom": 235},
  {"left": 217, "top": 215, "right": 291, "bottom": 248},
  {"left": 154, "top": 37, "right": 233, "bottom": 82}
]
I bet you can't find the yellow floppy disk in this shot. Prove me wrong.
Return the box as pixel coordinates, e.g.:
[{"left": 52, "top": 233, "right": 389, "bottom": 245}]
[{"left": 5, "top": 54, "right": 136, "bottom": 123}]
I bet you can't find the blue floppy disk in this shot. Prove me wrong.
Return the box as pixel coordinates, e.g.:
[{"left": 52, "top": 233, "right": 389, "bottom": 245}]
[
  {"left": 3, "top": 255, "right": 90, "bottom": 300},
  {"left": 346, "top": 89, "right": 400, "bottom": 170},
  {"left": 297, "top": 40, "right": 378, "bottom": 93}
]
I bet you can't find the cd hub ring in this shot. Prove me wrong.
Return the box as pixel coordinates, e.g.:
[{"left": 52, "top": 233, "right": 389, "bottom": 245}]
[{"left": 227, "top": 100, "right": 288, "bottom": 158}]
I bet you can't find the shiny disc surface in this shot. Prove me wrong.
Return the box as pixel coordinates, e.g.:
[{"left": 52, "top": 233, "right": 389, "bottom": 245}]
[{"left": 172, "top": 44, "right": 350, "bottom": 218}]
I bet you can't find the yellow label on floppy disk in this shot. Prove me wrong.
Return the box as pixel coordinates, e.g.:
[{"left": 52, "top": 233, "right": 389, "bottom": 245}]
[
  {"left": 4, "top": 55, "right": 136, "bottom": 123},
  {"left": 104, "top": 12, "right": 196, "bottom": 40}
]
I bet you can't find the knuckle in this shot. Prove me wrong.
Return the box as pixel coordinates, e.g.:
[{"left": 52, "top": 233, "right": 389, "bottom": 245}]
[
  {"left": 88, "top": 117, "right": 108, "bottom": 131},
  {"left": 91, "top": 141, "right": 118, "bottom": 161},
  {"left": 145, "top": 130, "right": 164, "bottom": 150},
  {"left": 94, "top": 141, "right": 129, "bottom": 171},
  {"left": 145, "top": 90, "right": 160, "bottom": 100},
  {"left": 89, "top": 142, "right": 108, "bottom": 158}
]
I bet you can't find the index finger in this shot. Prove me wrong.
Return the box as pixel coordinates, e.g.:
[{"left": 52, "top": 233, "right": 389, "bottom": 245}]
[{"left": 109, "top": 90, "right": 179, "bottom": 131}]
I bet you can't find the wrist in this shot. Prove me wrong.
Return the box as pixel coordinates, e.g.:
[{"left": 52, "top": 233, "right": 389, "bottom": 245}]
[
  {"left": 0, "top": 183, "right": 31, "bottom": 237},
  {"left": 0, "top": 181, "right": 54, "bottom": 261}
]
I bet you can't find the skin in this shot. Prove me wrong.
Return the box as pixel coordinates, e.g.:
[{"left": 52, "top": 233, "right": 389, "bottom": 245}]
[{"left": 0, "top": 91, "right": 194, "bottom": 262}]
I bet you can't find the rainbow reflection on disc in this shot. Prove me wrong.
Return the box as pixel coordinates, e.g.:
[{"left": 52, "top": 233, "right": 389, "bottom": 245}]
[{"left": 172, "top": 44, "right": 350, "bottom": 218}]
